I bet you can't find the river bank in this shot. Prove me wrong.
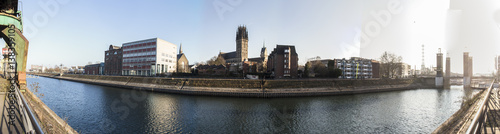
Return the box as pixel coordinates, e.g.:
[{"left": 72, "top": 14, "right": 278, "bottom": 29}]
[
  {"left": 0, "top": 77, "right": 78, "bottom": 133},
  {"left": 31, "top": 73, "right": 436, "bottom": 98}
]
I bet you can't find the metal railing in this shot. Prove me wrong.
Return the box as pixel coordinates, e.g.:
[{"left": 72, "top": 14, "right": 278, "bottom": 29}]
[
  {"left": 4, "top": 24, "right": 43, "bottom": 134},
  {"left": 11, "top": 82, "right": 44, "bottom": 134},
  {"left": 466, "top": 79, "right": 497, "bottom": 134}
]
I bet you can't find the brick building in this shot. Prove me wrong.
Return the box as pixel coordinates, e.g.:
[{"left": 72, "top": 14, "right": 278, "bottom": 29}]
[
  {"left": 267, "top": 45, "right": 298, "bottom": 78},
  {"left": 122, "top": 38, "right": 177, "bottom": 76},
  {"left": 85, "top": 63, "right": 104, "bottom": 75},
  {"left": 371, "top": 60, "right": 380, "bottom": 78},
  {"left": 104, "top": 45, "right": 122, "bottom": 75}
]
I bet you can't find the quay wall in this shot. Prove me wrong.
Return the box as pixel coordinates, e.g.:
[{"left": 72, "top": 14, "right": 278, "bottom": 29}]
[
  {"left": 21, "top": 84, "right": 79, "bottom": 133},
  {"left": 31, "top": 73, "right": 436, "bottom": 98}
]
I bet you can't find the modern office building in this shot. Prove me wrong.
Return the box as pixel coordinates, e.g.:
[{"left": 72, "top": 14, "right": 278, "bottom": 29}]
[
  {"left": 122, "top": 38, "right": 177, "bottom": 76},
  {"left": 104, "top": 45, "right": 122, "bottom": 75}
]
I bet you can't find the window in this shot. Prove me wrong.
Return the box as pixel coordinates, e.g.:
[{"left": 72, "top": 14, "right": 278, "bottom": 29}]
[
  {"left": 106, "top": 52, "right": 109, "bottom": 56},
  {"left": 114, "top": 52, "right": 117, "bottom": 55},
  {"left": 284, "top": 59, "right": 288, "bottom": 63},
  {"left": 284, "top": 65, "right": 288, "bottom": 68},
  {"left": 284, "top": 49, "right": 289, "bottom": 53},
  {"left": 284, "top": 54, "right": 287, "bottom": 58}
]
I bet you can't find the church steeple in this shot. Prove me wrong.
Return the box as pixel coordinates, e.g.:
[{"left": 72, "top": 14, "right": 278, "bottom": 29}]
[
  {"left": 179, "top": 43, "right": 183, "bottom": 54},
  {"left": 260, "top": 40, "right": 267, "bottom": 58}
]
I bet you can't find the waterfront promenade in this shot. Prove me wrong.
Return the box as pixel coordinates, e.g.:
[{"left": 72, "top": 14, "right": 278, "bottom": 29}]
[{"left": 0, "top": 78, "right": 24, "bottom": 134}]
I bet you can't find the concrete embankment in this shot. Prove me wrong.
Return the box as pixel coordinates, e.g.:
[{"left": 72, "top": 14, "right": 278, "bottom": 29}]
[
  {"left": 0, "top": 77, "right": 78, "bottom": 133},
  {"left": 23, "top": 88, "right": 79, "bottom": 134},
  {"left": 32, "top": 73, "right": 436, "bottom": 98}
]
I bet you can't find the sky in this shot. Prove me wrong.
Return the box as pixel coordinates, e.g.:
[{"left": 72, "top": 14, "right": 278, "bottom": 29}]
[{"left": 21, "top": 0, "right": 500, "bottom": 74}]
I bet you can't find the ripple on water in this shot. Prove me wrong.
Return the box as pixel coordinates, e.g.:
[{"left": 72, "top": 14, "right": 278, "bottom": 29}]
[{"left": 26, "top": 77, "right": 475, "bottom": 133}]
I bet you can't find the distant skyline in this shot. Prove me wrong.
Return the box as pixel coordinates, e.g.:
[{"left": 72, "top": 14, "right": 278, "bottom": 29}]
[{"left": 21, "top": 0, "right": 500, "bottom": 74}]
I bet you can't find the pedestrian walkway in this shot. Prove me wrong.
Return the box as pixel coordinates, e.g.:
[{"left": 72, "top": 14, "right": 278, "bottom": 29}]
[
  {"left": 0, "top": 76, "right": 25, "bottom": 134},
  {"left": 0, "top": 92, "right": 25, "bottom": 134}
]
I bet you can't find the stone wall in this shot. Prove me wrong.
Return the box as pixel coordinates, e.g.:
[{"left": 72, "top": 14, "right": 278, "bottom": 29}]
[{"left": 56, "top": 74, "right": 432, "bottom": 89}]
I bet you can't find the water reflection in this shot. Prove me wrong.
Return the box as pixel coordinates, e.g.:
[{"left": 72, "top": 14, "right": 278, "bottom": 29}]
[{"left": 27, "top": 76, "right": 477, "bottom": 133}]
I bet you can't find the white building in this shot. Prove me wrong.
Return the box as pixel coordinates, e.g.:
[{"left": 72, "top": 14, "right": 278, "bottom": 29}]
[
  {"left": 397, "top": 63, "right": 411, "bottom": 78},
  {"left": 334, "top": 57, "right": 375, "bottom": 79},
  {"left": 122, "top": 38, "right": 177, "bottom": 76}
]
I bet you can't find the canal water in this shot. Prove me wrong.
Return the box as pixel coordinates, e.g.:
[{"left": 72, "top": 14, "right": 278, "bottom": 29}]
[{"left": 27, "top": 76, "right": 477, "bottom": 133}]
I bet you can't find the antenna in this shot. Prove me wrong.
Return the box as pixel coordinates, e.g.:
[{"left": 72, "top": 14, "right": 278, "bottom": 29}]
[{"left": 421, "top": 44, "right": 425, "bottom": 72}]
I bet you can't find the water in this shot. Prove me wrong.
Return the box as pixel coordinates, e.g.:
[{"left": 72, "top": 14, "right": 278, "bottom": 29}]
[{"left": 26, "top": 76, "right": 477, "bottom": 133}]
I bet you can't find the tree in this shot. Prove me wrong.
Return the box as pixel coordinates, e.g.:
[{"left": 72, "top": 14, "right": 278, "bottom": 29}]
[
  {"left": 304, "top": 63, "right": 310, "bottom": 77},
  {"left": 328, "top": 68, "right": 342, "bottom": 78},
  {"left": 54, "top": 65, "right": 61, "bottom": 73},
  {"left": 380, "top": 51, "right": 402, "bottom": 78},
  {"left": 207, "top": 56, "right": 226, "bottom": 65},
  {"left": 312, "top": 61, "right": 328, "bottom": 77},
  {"left": 305, "top": 60, "right": 328, "bottom": 77}
]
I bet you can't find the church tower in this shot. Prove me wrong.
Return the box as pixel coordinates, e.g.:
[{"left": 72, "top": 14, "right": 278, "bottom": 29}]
[
  {"left": 260, "top": 41, "right": 267, "bottom": 58},
  {"left": 236, "top": 25, "right": 248, "bottom": 62}
]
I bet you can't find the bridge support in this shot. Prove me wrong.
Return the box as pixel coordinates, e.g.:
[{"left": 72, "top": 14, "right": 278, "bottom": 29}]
[
  {"left": 444, "top": 56, "right": 451, "bottom": 88},
  {"left": 463, "top": 52, "right": 472, "bottom": 88},
  {"left": 436, "top": 49, "right": 444, "bottom": 88}
]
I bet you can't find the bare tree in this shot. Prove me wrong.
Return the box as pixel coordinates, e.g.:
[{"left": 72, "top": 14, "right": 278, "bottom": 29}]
[
  {"left": 206, "top": 56, "right": 226, "bottom": 65},
  {"left": 380, "top": 51, "right": 402, "bottom": 78}
]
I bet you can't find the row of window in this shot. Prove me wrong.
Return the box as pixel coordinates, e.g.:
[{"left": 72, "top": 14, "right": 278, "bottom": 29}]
[
  {"left": 160, "top": 58, "right": 175, "bottom": 63},
  {"left": 339, "top": 63, "right": 372, "bottom": 66},
  {"left": 123, "top": 41, "right": 156, "bottom": 47},
  {"left": 161, "top": 53, "right": 175, "bottom": 59},
  {"left": 339, "top": 67, "right": 373, "bottom": 70},
  {"left": 344, "top": 74, "right": 373, "bottom": 76},
  {"left": 337, "top": 61, "right": 371, "bottom": 64},
  {"left": 123, "top": 45, "right": 156, "bottom": 52},
  {"left": 105, "top": 58, "right": 122, "bottom": 61},
  {"left": 343, "top": 73, "right": 372, "bottom": 75},
  {"left": 123, "top": 57, "right": 156, "bottom": 63},
  {"left": 284, "top": 70, "right": 290, "bottom": 74},
  {"left": 124, "top": 52, "right": 156, "bottom": 58},
  {"left": 123, "top": 64, "right": 150, "bottom": 68},
  {"left": 105, "top": 51, "right": 121, "bottom": 55}
]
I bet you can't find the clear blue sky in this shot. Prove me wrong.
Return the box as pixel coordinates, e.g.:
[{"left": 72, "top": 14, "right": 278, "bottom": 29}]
[{"left": 22, "top": 0, "right": 500, "bottom": 74}]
